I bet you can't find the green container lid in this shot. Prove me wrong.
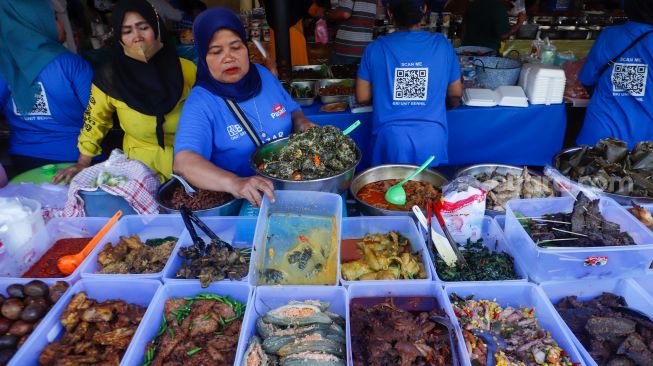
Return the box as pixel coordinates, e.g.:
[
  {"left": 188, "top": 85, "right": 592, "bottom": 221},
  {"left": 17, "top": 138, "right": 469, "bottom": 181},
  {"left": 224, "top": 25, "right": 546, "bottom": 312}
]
[{"left": 10, "top": 163, "right": 74, "bottom": 184}]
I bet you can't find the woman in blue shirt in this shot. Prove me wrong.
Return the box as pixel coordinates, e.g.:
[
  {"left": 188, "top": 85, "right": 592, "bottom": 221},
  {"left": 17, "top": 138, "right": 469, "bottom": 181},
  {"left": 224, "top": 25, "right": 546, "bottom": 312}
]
[
  {"left": 356, "top": 0, "right": 462, "bottom": 167},
  {"left": 174, "top": 8, "right": 316, "bottom": 207},
  {"left": 0, "top": 0, "right": 92, "bottom": 174},
  {"left": 577, "top": 0, "right": 653, "bottom": 148}
]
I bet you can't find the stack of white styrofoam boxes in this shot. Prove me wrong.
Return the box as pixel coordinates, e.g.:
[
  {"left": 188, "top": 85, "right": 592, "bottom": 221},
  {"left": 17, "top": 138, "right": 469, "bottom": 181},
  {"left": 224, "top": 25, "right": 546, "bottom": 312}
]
[{"left": 519, "top": 63, "right": 566, "bottom": 105}]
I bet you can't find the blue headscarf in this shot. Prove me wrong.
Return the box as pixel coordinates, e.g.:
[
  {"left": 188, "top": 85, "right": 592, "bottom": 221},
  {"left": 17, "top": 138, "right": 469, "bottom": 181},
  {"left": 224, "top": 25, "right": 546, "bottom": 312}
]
[
  {"left": 0, "top": 0, "right": 67, "bottom": 114},
  {"left": 193, "top": 7, "right": 262, "bottom": 102}
]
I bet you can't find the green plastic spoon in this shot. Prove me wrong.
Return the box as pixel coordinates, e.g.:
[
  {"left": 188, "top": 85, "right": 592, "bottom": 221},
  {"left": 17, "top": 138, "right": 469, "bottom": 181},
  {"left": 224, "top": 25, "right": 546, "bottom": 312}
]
[
  {"left": 342, "top": 120, "right": 361, "bottom": 135},
  {"left": 385, "top": 155, "right": 435, "bottom": 205}
]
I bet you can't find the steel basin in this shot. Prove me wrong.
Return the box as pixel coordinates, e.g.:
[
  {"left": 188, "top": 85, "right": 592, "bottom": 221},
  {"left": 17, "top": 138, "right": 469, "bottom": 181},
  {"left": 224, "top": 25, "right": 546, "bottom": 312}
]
[
  {"left": 350, "top": 164, "right": 449, "bottom": 216},
  {"left": 156, "top": 178, "right": 242, "bottom": 216}
]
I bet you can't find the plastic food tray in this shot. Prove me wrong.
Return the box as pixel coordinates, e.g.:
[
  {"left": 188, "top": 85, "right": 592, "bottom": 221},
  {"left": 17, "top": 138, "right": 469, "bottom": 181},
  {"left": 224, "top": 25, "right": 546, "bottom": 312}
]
[
  {"left": 11, "top": 278, "right": 161, "bottom": 366},
  {"left": 428, "top": 216, "right": 528, "bottom": 284},
  {"left": 162, "top": 216, "right": 257, "bottom": 284},
  {"left": 505, "top": 197, "right": 653, "bottom": 283},
  {"left": 340, "top": 217, "right": 434, "bottom": 286},
  {"left": 626, "top": 203, "right": 653, "bottom": 273},
  {"left": 122, "top": 281, "right": 253, "bottom": 366},
  {"left": 540, "top": 278, "right": 653, "bottom": 366},
  {"left": 0, "top": 278, "right": 73, "bottom": 366},
  {"left": 347, "top": 282, "right": 464, "bottom": 366},
  {"left": 13, "top": 217, "right": 109, "bottom": 282},
  {"left": 634, "top": 275, "right": 653, "bottom": 297},
  {"left": 249, "top": 190, "right": 343, "bottom": 286},
  {"left": 441, "top": 282, "right": 584, "bottom": 366},
  {"left": 79, "top": 215, "right": 186, "bottom": 280},
  {"left": 235, "top": 285, "right": 348, "bottom": 366}
]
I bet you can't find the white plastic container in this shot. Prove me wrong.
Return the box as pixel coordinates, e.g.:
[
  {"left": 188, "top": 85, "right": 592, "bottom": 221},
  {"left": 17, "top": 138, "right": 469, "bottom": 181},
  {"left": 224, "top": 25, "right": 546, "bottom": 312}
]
[
  {"left": 235, "top": 285, "right": 348, "bottom": 366},
  {"left": 0, "top": 197, "right": 45, "bottom": 275},
  {"left": 79, "top": 215, "right": 186, "bottom": 280},
  {"left": 442, "top": 282, "right": 584, "bottom": 366},
  {"left": 540, "top": 278, "right": 653, "bottom": 366},
  {"left": 505, "top": 197, "right": 653, "bottom": 283},
  {"left": 340, "top": 217, "right": 433, "bottom": 286},
  {"left": 519, "top": 63, "right": 566, "bottom": 105}
]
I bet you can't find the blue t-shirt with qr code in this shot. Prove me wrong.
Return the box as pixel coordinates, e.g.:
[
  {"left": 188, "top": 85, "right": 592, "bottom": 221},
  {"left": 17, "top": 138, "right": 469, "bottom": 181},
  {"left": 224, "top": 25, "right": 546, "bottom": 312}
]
[
  {"left": 0, "top": 52, "right": 93, "bottom": 161},
  {"left": 358, "top": 30, "right": 460, "bottom": 166},
  {"left": 578, "top": 21, "right": 653, "bottom": 148},
  {"left": 174, "top": 64, "right": 299, "bottom": 177}
]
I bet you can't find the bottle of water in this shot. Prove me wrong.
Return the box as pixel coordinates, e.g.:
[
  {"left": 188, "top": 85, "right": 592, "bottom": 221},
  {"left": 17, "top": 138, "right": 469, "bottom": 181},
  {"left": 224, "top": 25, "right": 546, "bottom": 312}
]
[{"left": 462, "top": 57, "right": 477, "bottom": 88}]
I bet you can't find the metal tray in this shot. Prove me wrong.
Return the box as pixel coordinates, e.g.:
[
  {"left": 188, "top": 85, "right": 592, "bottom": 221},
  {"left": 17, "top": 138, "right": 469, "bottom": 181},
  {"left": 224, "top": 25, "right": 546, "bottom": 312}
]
[
  {"left": 288, "top": 80, "right": 316, "bottom": 106},
  {"left": 553, "top": 147, "right": 653, "bottom": 205},
  {"left": 318, "top": 78, "right": 355, "bottom": 104},
  {"left": 291, "top": 64, "right": 330, "bottom": 80}
]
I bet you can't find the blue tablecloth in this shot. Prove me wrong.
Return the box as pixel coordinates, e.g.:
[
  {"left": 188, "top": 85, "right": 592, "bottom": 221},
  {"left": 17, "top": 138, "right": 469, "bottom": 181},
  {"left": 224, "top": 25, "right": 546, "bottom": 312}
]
[{"left": 302, "top": 102, "right": 566, "bottom": 170}]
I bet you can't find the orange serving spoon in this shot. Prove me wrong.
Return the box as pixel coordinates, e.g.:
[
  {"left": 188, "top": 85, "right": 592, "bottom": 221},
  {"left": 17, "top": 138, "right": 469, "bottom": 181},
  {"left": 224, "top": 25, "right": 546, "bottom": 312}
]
[{"left": 57, "top": 210, "right": 123, "bottom": 275}]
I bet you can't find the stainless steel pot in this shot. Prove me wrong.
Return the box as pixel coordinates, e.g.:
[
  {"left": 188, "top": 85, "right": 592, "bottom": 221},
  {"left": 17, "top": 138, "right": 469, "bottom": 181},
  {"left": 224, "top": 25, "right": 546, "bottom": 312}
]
[
  {"left": 250, "top": 137, "right": 361, "bottom": 194},
  {"left": 156, "top": 179, "right": 243, "bottom": 216},
  {"left": 350, "top": 164, "right": 449, "bottom": 216}
]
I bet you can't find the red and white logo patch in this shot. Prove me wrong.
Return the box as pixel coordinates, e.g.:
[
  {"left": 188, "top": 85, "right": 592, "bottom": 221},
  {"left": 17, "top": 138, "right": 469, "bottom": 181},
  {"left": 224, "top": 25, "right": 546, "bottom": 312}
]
[{"left": 270, "top": 103, "right": 287, "bottom": 119}]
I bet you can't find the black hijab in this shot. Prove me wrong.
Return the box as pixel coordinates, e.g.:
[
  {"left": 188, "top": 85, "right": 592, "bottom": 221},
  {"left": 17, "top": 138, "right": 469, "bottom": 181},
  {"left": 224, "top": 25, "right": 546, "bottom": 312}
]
[
  {"left": 625, "top": 0, "right": 653, "bottom": 26},
  {"left": 93, "top": 0, "right": 183, "bottom": 150}
]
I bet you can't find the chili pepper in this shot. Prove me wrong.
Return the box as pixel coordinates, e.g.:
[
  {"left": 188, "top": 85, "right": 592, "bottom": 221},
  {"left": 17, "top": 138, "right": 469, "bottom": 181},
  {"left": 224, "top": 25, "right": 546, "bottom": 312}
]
[{"left": 313, "top": 154, "right": 320, "bottom": 166}]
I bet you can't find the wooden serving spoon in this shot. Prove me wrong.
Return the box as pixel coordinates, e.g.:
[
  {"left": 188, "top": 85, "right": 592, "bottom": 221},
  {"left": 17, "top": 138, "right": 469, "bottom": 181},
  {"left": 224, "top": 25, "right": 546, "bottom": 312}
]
[{"left": 57, "top": 210, "right": 122, "bottom": 275}]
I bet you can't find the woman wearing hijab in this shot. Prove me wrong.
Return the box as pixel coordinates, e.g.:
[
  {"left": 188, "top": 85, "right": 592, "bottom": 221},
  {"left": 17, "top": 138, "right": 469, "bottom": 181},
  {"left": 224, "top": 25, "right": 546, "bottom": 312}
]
[
  {"left": 356, "top": 0, "right": 461, "bottom": 167},
  {"left": 577, "top": 0, "right": 653, "bottom": 148},
  {"left": 174, "top": 7, "right": 316, "bottom": 207},
  {"left": 0, "top": 0, "right": 93, "bottom": 174},
  {"left": 53, "top": 0, "right": 196, "bottom": 183}
]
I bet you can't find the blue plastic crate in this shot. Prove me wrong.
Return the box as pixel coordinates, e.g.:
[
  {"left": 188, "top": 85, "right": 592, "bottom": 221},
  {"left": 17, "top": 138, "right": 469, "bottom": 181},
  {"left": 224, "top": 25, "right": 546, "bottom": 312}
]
[
  {"left": 442, "top": 282, "right": 584, "bottom": 366},
  {"left": 122, "top": 281, "right": 253, "bottom": 366},
  {"left": 12, "top": 217, "right": 109, "bottom": 281},
  {"left": 634, "top": 275, "right": 653, "bottom": 298},
  {"left": 79, "top": 215, "right": 186, "bottom": 280},
  {"left": 340, "top": 216, "right": 434, "bottom": 286},
  {"left": 347, "top": 282, "right": 465, "bottom": 365},
  {"left": 249, "top": 190, "right": 343, "bottom": 286},
  {"left": 0, "top": 278, "right": 73, "bottom": 366},
  {"left": 428, "top": 216, "right": 528, "bottom": 284},
  {"left": 505, "top": 197, "right": 653, "bottom": 283},
  {"left": 10, "top": 278, "right": 161, "bottom": 366},
  {"left": 236, "top": 285, "right": 348, "bottom": 366},
  {"left": 540, "top": 278, "right": 653, "bottom": 366},
  {"left": 162, "top": 216, "right": 257, "bottom": 284}
]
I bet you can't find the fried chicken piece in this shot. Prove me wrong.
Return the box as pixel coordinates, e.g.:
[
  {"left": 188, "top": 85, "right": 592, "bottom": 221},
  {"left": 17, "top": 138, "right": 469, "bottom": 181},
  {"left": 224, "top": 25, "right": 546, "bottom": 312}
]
[{"left": 82, "top": 305, "right": 114, "bottom": 322}]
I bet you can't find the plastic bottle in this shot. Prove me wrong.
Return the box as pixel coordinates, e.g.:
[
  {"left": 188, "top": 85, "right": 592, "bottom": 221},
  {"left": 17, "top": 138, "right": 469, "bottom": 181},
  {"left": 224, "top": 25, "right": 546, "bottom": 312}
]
[{"left": 462, "top": 57, "right": 477, "bottom": 88}]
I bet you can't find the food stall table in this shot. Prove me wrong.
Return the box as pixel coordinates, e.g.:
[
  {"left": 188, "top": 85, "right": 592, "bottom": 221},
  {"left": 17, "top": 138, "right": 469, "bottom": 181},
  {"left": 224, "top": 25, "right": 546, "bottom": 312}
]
[{"left": 302, "top": 102, "right": 567, "bottom": 169}]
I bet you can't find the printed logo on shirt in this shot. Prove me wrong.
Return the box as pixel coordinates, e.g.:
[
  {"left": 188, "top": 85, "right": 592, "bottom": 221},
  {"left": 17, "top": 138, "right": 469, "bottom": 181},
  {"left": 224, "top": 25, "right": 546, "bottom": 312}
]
[
  {"left": 227, "top": 124, "right": 246, "bottom": 141},
  {"left": 12, "top": 82, "right": 52, "bottom": 118},
  {"left": 393, "top": 67, "right": 429, "bottom": 102},
  {"left": 611, "top": 61, "right": 648, "bottom": 99},
  {"left": 270, "top": 103, "right": 287, "bottom": 119}
]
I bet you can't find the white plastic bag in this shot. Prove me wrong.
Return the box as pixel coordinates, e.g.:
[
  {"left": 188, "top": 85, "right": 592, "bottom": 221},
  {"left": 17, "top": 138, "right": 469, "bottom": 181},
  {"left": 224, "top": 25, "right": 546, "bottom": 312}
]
[{"left": 440, "top": 177, "right": 487, "bottom": 244}]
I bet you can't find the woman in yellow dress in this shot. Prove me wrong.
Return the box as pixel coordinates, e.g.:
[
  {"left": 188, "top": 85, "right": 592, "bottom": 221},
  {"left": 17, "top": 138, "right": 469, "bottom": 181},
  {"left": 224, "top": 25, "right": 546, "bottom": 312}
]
[{"left": 53, "top": 0, "right": 196, "bottom": 183}]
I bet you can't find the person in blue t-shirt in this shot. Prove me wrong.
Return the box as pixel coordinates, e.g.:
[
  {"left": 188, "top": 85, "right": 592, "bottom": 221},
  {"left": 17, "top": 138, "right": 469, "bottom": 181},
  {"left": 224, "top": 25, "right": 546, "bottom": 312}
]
[
  {"left": 0, "top": 0, "right": 93, "bottom": 174},
  {"left": 356, "top": 0, "right": 462, "bottom": 167},
  {"left": 577, "top": 0, "right": 653, "bottom": 148},
  {"left": 174, "top": 8, "right": 316, "bottom": 207}
]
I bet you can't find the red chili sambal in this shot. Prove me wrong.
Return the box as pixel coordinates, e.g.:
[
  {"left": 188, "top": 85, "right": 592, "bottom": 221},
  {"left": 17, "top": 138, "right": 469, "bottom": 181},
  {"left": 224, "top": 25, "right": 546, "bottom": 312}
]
[{"left": 22, "top": 237, "right": 92, "bottom": 278}]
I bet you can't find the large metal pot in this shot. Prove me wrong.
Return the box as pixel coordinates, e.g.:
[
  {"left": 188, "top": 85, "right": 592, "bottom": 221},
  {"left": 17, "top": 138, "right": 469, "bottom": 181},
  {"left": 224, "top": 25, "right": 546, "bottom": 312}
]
[
  {"left": 553, "top": 147, "right": 653, "bottom": 205},
  {"left": 455, "top": 164, "right": 551, "bottom": 216},
  {"left": 350, "top": 164, "right": 449, "bottom": 216},
  {"left": 156, "top": 178, "right": 243, "bottom": 216},
  {"left": 472, "top": 56, "right": 522, "bottom": 90},
  {"left": 250, "top": 137, "right": 361, "bottom": 194}
]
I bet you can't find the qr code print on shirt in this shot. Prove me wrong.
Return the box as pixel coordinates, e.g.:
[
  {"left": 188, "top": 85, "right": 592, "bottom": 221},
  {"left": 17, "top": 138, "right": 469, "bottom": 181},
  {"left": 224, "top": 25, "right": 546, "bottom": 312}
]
[
  {"left": 12, "top": 82, "right": 52, "bottom": 116},
  {"left": 394, "top": 68, "right": 428, "bottom": 101},
  {"left": 612, "top": 63, "right": 648, "bottom": 97}
]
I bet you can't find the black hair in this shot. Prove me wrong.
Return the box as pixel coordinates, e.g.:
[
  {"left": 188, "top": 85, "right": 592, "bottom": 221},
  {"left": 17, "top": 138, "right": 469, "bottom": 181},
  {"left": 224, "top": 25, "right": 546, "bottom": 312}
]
[
  {"left": 624, "top": 0, "right": 653, "bottom": 26},
  {"left": 389, "top": 0, "right": 427, "bottom": 28}
]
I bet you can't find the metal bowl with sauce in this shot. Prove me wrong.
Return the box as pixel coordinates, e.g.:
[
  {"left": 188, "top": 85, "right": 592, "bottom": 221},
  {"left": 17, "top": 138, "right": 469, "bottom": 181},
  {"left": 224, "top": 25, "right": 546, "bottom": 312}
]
[{"left": 350, "top": 164, "right": 449, "bottom": 216}]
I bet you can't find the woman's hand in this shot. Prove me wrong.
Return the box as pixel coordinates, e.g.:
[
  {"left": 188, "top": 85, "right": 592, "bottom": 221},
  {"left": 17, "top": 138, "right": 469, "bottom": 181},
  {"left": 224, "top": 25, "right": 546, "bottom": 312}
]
[
  {"left": 291, "top": 110, "right": 318, "bottom": 132},
  {"left": 229, "top": 175, "right": 275, "bottom": 207},
  {"left": 52, "top": 156, "right": 92, "bottom": 184},
  {"left": 297, "top": 119, "right": 318, "bottom": 132}
]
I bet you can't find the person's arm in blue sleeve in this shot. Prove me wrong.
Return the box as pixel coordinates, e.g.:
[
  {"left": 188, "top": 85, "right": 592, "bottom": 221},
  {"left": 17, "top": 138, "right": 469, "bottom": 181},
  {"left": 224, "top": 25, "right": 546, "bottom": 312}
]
[
  {"left": 446, "top": 44, "right": 462, "bottom": 109},
  {"left": 69, "top": 55, "right": 94, "bottom": 107},
  {"left": 173, "top": 93, "right": 276, "bottom": 207},
  {"left": 272, "top": 72, "right": 315, "bottom": 131},
  {"left": 355, "top": 46, "right": 373, "bottom": 104},
  {"left": 0, "top": 78, "right": 9, "bottom": 115},
  {"left": 579, "top": 32, "right": 607, "bottom": 96}
]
